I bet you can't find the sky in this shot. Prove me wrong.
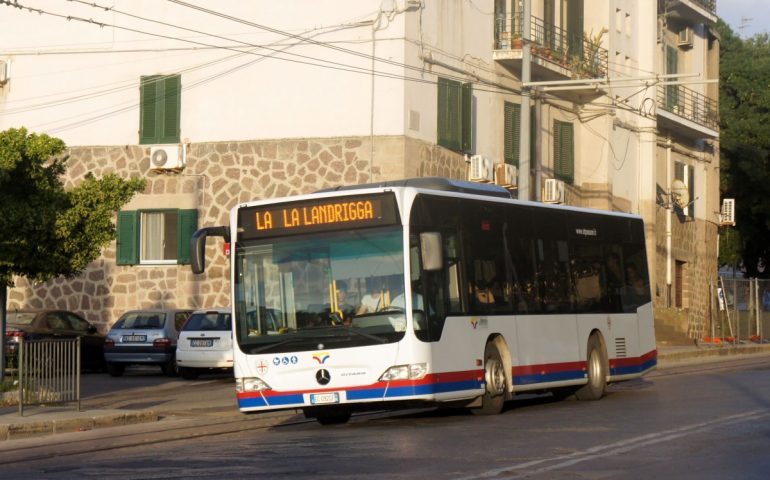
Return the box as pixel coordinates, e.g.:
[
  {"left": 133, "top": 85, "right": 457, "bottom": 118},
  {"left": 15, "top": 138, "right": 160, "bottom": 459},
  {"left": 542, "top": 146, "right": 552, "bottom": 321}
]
[{"left": 716, "top": 0, "right": 770, "bottom": 38}]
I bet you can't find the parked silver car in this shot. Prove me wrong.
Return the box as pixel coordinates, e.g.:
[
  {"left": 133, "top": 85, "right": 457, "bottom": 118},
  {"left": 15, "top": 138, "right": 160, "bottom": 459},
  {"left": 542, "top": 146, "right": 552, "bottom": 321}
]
[
  {"left": 176, "top": 308, "right": 233, "bottom": 380},
  {"left": 103, "top": 309, "right": 192, "bottom": 377}
]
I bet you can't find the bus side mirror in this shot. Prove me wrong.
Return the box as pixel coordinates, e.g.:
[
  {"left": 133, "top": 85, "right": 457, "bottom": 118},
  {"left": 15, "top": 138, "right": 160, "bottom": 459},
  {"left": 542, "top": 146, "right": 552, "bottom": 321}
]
[
  {"left": 190, "top": 226, "right": 230, "bottom": 274},
  {"left": 420, "top": 232, "right": 442, "bottom": 271}
]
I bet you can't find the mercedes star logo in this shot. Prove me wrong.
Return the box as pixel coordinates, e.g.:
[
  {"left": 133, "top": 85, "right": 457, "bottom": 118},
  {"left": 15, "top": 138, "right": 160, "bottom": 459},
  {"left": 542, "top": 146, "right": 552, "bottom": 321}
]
[{"left": 316, "top": 369, "right": 331, "bottom": 386}]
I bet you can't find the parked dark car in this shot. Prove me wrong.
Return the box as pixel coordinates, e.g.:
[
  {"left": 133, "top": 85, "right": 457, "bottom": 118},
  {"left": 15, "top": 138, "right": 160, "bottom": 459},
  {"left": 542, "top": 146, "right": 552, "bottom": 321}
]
[
  {"left": 103, "top": 309, "right": 193, "bottom": 377},
  {"left": 4, "top": 309, "right": 106, "bottom": 371}
]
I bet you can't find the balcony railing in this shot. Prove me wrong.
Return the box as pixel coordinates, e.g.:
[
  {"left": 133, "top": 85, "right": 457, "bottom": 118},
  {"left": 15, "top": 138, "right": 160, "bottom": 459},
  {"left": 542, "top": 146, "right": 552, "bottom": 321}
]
[
  {"left": 657, "top": 84, "right": 719, "bottom": 131},
  {"left": 680, "top": 0, "right": 716, "bottom": 15},
  {"left": 494, "top": 13, "right": 608, "bottom": 79}
]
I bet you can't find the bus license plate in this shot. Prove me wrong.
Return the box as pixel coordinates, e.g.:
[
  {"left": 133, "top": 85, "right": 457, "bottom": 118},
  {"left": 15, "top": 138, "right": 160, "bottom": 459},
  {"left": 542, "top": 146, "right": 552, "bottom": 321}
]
[
  {"left": 310, "top": 392, "right": 340, "bottom": 405},
  {"left": 190, "top": 338, "right": 214, "bottom": 347}
]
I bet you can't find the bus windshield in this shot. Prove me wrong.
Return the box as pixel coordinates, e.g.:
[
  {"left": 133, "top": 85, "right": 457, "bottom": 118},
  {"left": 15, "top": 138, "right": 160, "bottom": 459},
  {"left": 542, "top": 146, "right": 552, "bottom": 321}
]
[{"left": 234, "top": 226, "right": 407, "bottom": 353}]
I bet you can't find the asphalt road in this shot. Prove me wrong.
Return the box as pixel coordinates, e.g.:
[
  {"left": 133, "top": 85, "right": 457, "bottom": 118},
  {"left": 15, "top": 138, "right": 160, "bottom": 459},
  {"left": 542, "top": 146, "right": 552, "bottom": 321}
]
[{"left": 2, "top": 357, "right": 770, "bottom": 479}]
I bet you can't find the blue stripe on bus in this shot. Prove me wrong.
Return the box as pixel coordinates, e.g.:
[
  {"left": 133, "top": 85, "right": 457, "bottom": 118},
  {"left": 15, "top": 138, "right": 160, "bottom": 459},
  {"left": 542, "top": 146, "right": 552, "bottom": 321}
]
[{"left": 610, "top": 356, "right": 657, "bottom": 376}]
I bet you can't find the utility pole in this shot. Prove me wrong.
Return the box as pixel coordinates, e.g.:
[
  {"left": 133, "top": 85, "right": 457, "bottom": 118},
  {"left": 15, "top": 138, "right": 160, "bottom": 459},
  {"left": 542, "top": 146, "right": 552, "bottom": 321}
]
[{"left": 518, "top": 0, "right": 531, "bottom": 201}]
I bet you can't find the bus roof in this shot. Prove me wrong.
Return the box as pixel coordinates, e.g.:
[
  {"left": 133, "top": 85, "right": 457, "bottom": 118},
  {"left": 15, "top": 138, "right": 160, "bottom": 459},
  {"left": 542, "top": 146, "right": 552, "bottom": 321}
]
[{"left": 316, "top": 177, "right": 513, "bottom": 199}]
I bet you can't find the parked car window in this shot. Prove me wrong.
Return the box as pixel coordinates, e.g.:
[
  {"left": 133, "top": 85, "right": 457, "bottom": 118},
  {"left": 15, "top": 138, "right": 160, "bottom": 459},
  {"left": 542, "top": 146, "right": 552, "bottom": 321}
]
[
  {"left": 8, "top": 312, "right": 36, "bottom": 325},
  {"left": 183, "top": 312, "right": 232, "bottom": 332},
  {"left": 47, "top": 313, "right": 71, "bottom": 330},
  {"left": 113, "top": 312, "right": 166, "bottom": 329},
  {"left": 65, "top": 313, "right": 90, "bottom": 332}
]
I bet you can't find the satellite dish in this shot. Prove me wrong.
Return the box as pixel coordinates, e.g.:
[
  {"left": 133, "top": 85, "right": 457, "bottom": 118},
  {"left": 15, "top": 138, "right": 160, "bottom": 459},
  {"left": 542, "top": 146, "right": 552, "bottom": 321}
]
[
  {"left": 151, "top": 148, "right": 168, "bottom": 168},
  {"left": 671, "top": 179, "right": 689, "bottom": 208}
]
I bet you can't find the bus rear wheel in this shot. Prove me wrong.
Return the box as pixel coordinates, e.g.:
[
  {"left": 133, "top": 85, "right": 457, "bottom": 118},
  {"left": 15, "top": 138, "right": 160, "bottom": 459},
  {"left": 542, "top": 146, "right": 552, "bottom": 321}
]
[
  {"left": 575, "top": 334, "right": 607, "bottom": 401},
  {"left": 472, "top": 341, "right": 507, "bottom": 415}
]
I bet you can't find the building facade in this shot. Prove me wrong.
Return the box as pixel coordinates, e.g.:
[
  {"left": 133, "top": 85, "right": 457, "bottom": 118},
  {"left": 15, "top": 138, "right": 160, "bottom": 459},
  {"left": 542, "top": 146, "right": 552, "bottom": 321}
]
[{"left": 0, "top": 0, "right": 719, "bottom": 338}]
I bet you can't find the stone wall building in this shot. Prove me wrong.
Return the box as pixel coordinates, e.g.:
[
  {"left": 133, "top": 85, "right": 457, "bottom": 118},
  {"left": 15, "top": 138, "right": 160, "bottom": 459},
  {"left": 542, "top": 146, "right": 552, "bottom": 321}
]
[{"left": 1, "top": 1, "right": 719, "bottom": 339}]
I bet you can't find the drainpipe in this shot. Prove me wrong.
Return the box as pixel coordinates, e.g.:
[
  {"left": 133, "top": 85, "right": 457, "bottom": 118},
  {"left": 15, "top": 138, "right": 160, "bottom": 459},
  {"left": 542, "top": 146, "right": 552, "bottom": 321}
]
[
  {"left": 518, "top": 0, "right": 531, "bottom": 200},
  {"left": 666, "top": 136, "right": 672, "bottom": 307}
]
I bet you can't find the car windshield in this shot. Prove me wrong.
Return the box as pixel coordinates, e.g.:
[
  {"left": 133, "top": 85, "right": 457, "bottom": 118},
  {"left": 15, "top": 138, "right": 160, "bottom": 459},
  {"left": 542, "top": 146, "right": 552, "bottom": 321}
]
[
  {"left": 113, "top": 312, "right": 167, "bottom": 329},
  {"left": 7, "top": 312, "right": 37, "bottom": 325},
  {"left": 234, "top": 226, "right": 407, "bottom": 352},
  {"left": 183, "top": 312, "right": 232, "bottom": 331}
]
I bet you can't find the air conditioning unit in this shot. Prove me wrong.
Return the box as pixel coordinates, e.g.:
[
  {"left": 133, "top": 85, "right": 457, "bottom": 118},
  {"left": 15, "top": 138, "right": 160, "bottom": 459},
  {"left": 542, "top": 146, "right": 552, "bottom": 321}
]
[
  {"left": 150, "top": 145, "right": 185, "bottom": 171},
  {"left": 677, "top": 27, "right": 693, "bottom": 48},
  {"left": 720, "top": 198, "right": 735, "bottom": 226},
  {"left": 543, "top": 178, "right": 565, "bottom": 204},
  {"left": 468, "top": 155, "right": 493, "bottom": 182},
  {"left": 495, "top": 163, "right": 518, "bottom": 187}
]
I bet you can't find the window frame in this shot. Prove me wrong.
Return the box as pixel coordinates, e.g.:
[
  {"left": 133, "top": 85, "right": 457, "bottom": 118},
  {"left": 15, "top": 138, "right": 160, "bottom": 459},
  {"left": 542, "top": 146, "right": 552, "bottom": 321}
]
[{"left": 116, "top": 208, "right": 198, "bottom": 266}]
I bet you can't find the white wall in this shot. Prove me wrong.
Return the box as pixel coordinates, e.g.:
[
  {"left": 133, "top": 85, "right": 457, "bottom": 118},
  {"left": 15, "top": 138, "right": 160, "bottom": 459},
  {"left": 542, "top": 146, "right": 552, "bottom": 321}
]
[{"left": 0, "top": 0, "right": 416, "bottom": 146}]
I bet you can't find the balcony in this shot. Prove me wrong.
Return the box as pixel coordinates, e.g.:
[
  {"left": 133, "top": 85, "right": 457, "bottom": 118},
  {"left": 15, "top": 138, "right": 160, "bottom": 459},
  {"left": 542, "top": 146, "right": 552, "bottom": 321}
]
[
  {"left": 657, "top": 84, "right": 719, "bottom": 138},
  {"left": 664, "top": 0, "right": 718, "bottom": 25},
  {"left": 493, "top": 13, "right": 608, "bottom": 87}
]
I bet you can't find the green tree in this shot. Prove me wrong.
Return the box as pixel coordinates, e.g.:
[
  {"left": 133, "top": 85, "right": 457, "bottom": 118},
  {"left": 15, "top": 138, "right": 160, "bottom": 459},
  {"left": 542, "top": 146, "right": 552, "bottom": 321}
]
[
  {"left": 718, "top": 21, "right": 770, "bottom": 277},
  {"left": 0, "top": 128, "right": 145, "bottom": 380}
]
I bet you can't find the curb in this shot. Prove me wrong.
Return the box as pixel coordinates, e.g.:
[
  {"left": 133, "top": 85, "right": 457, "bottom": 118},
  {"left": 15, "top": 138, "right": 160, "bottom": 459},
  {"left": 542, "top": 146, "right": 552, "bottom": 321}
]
[
  {"left": 657, "top": 344, "right": 770, "bottom": 366},
  {"left": 0, "top": 410, "right": 159, "bottom": 441}
]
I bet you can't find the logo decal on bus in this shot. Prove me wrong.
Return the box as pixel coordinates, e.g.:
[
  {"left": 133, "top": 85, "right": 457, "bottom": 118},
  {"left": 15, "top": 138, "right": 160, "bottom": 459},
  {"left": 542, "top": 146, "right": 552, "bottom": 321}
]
[
  {"left": 313, "top": 352, "right": 330, "bottom": 364},
  {"left": 470, "top": 317, "right": 479, "bottom": 329},
  {"left": 256, "top": 360, "right": 269, "bottom": 375},
  {"left": 273, "top": 355, "right": 298, "bottom": 366}
]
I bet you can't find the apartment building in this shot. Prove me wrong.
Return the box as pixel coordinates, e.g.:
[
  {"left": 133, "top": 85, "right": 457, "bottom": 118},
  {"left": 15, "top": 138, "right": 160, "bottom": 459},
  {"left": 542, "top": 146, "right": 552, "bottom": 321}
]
[{"left": 0, "top": 0, "right": 719, "bottom": 337}]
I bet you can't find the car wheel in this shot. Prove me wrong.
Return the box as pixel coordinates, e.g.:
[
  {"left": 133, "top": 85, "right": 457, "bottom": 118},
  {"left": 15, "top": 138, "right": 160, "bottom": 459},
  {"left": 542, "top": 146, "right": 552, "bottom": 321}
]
[
  {"left": 161, "top": 360, "right": 178, "bottom": 377},
  {"left": 179, "top": 367, "right": 199, "bottom": 380},
  {"left": 106, "top": 362, "right": 125, "bottom": 377}
]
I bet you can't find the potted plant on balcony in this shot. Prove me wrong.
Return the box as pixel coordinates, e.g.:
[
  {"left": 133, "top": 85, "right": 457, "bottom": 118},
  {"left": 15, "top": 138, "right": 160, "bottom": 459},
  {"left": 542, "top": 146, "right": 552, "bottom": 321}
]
[{"left": 570, "top": 27, "right": 607, "bottom": 78}]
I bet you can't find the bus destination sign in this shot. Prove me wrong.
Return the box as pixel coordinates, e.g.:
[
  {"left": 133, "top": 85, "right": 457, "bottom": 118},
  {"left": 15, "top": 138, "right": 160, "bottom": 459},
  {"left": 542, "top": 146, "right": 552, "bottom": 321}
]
[{"left": 238, "top": 192, "right": 400, "bottom": 240}]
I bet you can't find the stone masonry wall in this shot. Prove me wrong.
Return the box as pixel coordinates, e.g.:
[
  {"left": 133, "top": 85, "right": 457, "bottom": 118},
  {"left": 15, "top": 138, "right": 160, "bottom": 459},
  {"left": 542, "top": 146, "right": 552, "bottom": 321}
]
[{"left": 8, "top": 136, "right": 466, "bottom": 332}]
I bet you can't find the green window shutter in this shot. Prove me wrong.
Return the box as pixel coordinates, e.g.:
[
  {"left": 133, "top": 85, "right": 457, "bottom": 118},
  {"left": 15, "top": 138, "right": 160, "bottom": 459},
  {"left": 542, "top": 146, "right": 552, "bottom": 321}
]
[
  {"left": 666, "top": 46, "right": 679, "bottom": 110},
  {"left": 176, "top": 209, "right": 198, "bottom": 265},
  {"left": 437, "top": 77, "right": 464, "bottom": 152},
  {"left": 139, "top": 74, "right": 181, "bottom": 144},
  {"left": 116, "top": 211, "right": 139, "bottom": 265},
  {"left": 687, "top": 165, "right": 695, "bottom": 218},
  {"left": 567, "top": 0, "right": 584, "bottom": 57},
  {"left": 554, "top": 121, "right": 574, "bottom": 184},
  {"left": 503, "top": 102, "right": 521, "bottom": 166},
  {"left": 159, "top": 75, "right": 181, "bottom": 144},
  {"left": 461, "top": 82, "right": 473, "bottom": 153},
  {"left": 139, "top": 76, "right": 159, "bottom": 145}
]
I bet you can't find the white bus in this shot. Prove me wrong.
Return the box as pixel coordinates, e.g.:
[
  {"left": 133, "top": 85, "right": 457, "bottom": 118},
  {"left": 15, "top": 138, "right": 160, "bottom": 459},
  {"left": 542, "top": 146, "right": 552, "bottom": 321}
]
[{"left": 191, "top": 177, "right": 656, "bottom": 424}]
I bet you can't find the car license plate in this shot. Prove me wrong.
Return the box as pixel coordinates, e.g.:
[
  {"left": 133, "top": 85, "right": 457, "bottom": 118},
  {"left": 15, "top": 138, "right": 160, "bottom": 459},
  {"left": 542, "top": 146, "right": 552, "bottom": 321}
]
[
  {"left": 122, "top": 335, "right": 146, "bottom": 343},
  {"left": 310, "top": 392, "right": 340, "bottom": 405},
  {"left": 190, "top": 338, "right": 214, "bottom": 347}
]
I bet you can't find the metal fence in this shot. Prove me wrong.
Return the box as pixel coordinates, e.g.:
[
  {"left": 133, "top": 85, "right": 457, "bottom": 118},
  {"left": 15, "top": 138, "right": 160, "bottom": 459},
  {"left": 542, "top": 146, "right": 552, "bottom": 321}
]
[
  {"left": 708, "top": 277, "right": 770, "bottom": 344},
  {"left": 17, "top": 337, "right": 81, "bottom": 416}
]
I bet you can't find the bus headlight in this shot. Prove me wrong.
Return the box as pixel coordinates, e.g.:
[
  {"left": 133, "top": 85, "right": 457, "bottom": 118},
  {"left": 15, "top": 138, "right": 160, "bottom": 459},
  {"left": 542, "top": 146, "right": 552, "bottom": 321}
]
[
  {"left": 379, "top": 363, "right": 428, "bottom": 381},
  {"left": 236, "top": 377, "right": 272, "bottom": 393}
]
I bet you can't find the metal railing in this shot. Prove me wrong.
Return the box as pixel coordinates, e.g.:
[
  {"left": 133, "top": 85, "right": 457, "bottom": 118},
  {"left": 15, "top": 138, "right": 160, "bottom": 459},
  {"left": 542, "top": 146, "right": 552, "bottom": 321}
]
[
  {"left": 657, "top": 84, "right": 719, "bottom": 131},
  {"left": 17, "top": 337, "right": 81, "bottom": 416},
  {"left": 494, "top": 13, "right": 608, "bottom": 79},
  {"left": 707, "top": 277, "right": 770, "bottom": 345},
  {"left": 686, "top": 0, "right": 716, "bottom": 15}
]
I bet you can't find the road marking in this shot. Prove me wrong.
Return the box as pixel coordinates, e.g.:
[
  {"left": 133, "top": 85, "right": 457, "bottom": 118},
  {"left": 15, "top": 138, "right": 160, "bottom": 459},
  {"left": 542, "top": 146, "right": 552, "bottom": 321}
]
[{"left": 458, "top": 409, "right": 770, "bottom": 479}]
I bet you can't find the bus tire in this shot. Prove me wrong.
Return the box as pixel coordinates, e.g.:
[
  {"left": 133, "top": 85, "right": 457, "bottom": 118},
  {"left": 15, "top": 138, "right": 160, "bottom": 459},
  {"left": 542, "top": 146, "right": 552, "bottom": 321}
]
[
  {"left": 304, "top": 407, "right": 351, "bottom": 425},
  {"left": 575, "top": 334, "right": 607, "bottom": 401},
  {"left": 472, "top": 341, "right": 507, "bottom": 415}
]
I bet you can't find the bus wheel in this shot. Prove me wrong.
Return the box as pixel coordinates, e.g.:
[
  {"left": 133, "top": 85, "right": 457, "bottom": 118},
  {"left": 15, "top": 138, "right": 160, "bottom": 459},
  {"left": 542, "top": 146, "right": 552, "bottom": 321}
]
[
  {"left": 304, "top": 407, "right": 352, "bottom": 425},
  {"left": 472, "top": 341, "right": 507, "bottom": 415},
  {"left": 575, "top": 334, "right": 607, "bottom": 401}
]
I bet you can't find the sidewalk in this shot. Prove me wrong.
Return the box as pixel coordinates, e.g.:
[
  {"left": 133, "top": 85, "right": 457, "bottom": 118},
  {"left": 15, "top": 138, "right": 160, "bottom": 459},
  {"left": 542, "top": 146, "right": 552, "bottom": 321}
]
[{"left": 3, "top": 342, "right": 770, "bottom": 441}]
